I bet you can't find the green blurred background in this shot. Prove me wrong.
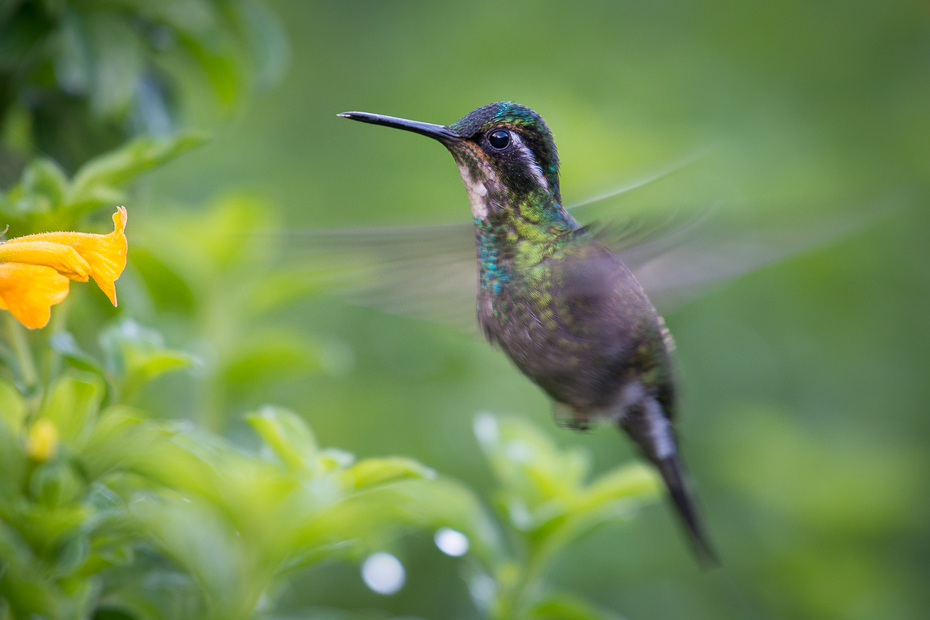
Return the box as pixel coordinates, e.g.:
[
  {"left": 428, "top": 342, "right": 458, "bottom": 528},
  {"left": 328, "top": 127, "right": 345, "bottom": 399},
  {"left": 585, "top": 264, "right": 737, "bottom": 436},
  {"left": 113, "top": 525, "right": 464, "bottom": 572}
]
[
  {"left": 150, "top": 1, "right": 929, "bottom": 618},
  {"left": 9, "top": 0, "right": 930, "bottom": 618}
]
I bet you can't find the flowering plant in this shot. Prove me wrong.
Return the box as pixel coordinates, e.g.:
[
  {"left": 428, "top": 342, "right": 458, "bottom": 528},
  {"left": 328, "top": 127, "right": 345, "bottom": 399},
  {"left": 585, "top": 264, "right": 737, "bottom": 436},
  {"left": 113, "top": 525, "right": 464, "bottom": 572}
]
[{"left": 0, "top": 207, "right": 127, "bottom": 329}]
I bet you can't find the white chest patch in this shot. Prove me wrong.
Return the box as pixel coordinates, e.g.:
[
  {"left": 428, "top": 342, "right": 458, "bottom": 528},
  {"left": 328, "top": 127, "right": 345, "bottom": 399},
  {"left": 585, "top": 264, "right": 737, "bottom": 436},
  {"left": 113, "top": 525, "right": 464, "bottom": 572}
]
[{"left": 456, "top": 163, "right": 489, "bottom": 220}]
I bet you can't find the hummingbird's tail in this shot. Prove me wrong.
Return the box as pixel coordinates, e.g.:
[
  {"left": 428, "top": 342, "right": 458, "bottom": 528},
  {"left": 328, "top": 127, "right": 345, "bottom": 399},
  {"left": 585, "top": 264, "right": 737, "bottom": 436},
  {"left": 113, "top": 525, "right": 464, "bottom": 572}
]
[
  {"left": 652, "top": 452, "right": 719, "bottom": 568},
  {"left": 617, "top": 390, "right": 719, "bottom": 568}
]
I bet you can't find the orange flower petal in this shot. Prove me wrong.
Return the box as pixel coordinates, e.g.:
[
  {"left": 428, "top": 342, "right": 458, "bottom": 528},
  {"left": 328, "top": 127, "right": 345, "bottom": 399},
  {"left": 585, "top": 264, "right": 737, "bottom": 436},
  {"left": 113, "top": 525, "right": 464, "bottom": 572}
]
[
  {"left": 0, "top": 240, "right": 91, "bottom": 280},
  {"left": 8, "top": 207, "right": 127, "bottom": 306},
  {"left": 0, "top": 263, "right": 70, "bottom": 329}
]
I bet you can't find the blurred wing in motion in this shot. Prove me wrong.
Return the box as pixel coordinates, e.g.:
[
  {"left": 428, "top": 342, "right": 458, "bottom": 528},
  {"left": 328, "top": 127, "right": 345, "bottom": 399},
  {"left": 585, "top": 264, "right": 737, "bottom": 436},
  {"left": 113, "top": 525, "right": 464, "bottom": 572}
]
[
  {"left": 627, "top": 206, "right": 886, "bottom": 310},
  {"left": 273, "top": 153, "right": 889, "bottom": 330},
  {"left": 276, "top": 204, "right": 882, "bottom": 331},
  {"left": 274, "top": 222, "right": 478, "bottom": 330}
]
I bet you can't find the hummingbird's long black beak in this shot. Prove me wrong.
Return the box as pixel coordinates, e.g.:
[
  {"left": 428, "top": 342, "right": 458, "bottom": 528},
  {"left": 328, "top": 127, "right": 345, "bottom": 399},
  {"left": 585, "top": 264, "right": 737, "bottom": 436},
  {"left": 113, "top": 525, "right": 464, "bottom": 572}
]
[{"left": 338, "top": 111, "right": 461, "bottom": 143}]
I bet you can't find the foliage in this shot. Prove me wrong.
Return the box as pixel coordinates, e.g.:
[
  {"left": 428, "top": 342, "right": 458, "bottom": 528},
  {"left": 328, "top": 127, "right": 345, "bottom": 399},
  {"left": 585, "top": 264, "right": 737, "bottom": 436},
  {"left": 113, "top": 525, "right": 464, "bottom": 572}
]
[
  {"left": 0, "top": 0, "right": 288, "bottom": 173},
  {"left": 0, "top": 363, "right": 471, "bottom": 619},
  {"left": 128, "top": 193, "right": 323, "bottom": 430},
  {"left": 0, "top": 132, "right": 205, "bottom": 238},
  {"left": 471, "top": 414, "right": 660, "bottom": 620}
]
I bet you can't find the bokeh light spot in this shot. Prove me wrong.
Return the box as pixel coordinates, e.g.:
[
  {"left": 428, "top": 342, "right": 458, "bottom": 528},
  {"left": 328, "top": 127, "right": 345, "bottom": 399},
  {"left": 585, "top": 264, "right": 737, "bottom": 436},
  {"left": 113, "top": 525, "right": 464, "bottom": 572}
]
[
  {"left": 473, "top": 411, "right": 499, "bottom": 446},
  {"left": 434, "top": 527, "right": 469, "bottom": 556},
  {"left": 361, "top": 552, "right": 405, "bottom": 595}
]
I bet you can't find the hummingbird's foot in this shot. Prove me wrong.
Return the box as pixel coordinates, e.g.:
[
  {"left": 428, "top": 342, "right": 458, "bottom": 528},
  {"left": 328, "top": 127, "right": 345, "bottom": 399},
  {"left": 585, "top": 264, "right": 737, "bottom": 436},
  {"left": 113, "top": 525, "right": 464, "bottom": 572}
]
[
  {"left": 553, "top": 401, "right": 592, "bottom": 432},
  {"left": 564, "top": 419, "right": 592, "bottom": 432}
]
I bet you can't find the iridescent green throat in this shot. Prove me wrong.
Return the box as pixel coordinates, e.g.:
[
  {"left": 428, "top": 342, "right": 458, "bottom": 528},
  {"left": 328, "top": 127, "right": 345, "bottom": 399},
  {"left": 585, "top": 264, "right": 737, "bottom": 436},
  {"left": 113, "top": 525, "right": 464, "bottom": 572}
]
[{"left": 475, "top": 190, "right": 579, "bottom": 295}]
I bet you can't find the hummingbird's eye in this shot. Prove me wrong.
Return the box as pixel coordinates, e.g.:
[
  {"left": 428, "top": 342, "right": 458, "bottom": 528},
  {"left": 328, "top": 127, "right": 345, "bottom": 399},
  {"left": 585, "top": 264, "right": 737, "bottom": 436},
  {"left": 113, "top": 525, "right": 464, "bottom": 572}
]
[{"left": 488, "top": 130, "right": 511, "bottom": 150}]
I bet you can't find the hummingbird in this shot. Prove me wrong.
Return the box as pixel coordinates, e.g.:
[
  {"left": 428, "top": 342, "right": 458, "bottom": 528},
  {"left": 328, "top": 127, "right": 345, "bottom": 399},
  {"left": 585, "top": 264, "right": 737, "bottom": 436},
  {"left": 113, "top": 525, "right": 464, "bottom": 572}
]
[{"left": 339, "top": 101, "right": 718, "bottom": 565}]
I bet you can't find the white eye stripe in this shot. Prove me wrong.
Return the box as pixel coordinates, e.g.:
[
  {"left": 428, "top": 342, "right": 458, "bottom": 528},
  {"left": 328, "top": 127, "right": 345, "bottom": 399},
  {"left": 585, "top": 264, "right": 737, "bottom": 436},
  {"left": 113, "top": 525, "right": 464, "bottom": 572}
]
[{"left": 509, "top": 133, "right": 549, "bottom": 191}]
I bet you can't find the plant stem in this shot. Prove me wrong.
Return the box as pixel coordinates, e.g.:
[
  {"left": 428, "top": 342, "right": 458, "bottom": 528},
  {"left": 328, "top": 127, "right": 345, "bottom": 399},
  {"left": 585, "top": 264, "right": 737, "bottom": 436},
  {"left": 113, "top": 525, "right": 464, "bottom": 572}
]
[
  {"left": 491, "top": 520, "right": 584, "bottom": 619},
  {"left": 43, "top": 294, "right": 72, "bottom": 387},
  {"left": 6, "top": 313, "right": 37, "bottom": 393}
]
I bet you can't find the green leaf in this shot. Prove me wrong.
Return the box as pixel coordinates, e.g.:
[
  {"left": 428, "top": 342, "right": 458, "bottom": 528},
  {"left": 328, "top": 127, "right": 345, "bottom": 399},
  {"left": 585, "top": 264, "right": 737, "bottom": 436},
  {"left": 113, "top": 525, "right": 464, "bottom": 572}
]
[
  {"left": 246, "top": 406, "right": 319, "bottom": 474},
  {"left": 93, "top": 567, "right": 206, "bottom": 620},
  {"left": 113, "top": 0, "right": 218, "bottom": 37},
  {"left": 29, "top": 460, "right": 84, "bottom": 508},
  {"left": 0, "top": 375, "right": 27, "bottom": 433},
  {"left": 99, "top": 320, "right": 198, "bottom": 401},
  {"left": 53, "top": 533, "right": 90, "bottom": 578},
  {"left": 61, "top": 577, "right": 102, "bottom": 620},
  {"left": 13, "top": 502, "right": 91, "bottom": 558},
  {"left": 132, "top": 494, "right": 253, "bottom": 619},
  {"left": 21, "top": 158, "right": 70, "bottom": 211},
  {"left": 49, "top": 331, "right": 105, "bottom": 375},
  {"left": 0, "top": 565, "right": 60, "bottom": 618},
  {"left": 65, "top": 132, "right": 208, "bottom": 212},
  {"left": 474, "top": 413, "right": 591, "bottom": 529},
  {"left": 0, "top": 157, "right": 71, "bottom": 222},
  {"left": 129, "top": 247, "right": 197, "bottom": 316},
  {"left": 127, "top": 433, "right": 243, "bottom": 506},
  {"left": 528, "top": 594, "right": 629, "bottom": 620},
  {"left": 239, "top": 0, "right": 290, "bottom": 90},
  {"left": 54, "top": 9, "right": 93, "bottom": 96},
  {"left": 38, "top": 371, "right": 104, "bottom": 449},
  {"left": 341, "top": 457, "right": 435, "bottom": 491},
  {"left": 178, "top": 32, "right": 242, "bottom": 109},
  {"left": 223, "top": 331, "right": 337, "bottom": 393},
  {"left": 78, "top": 406, "right": 174, "bottom": 480},
  {"left": 523, "top": 465, "right": 660, "bottom": 577},
  {"left": 293, "top": 478, "right": 504, "bottom": 570},
  {"left": 576, "top": 463, "right": 661, "bottom": 517},
  {"left": 0, "top": 416, "right": 27, "bottom": 494},
  {"left": 128, "top": 349, "right": 196, "bottom": 383},
  {"left": 85, "top": 13, "right": 146, "bottom": 118},
  {"left": 0, "top": 518, "right": 35, "bottom": 568}
]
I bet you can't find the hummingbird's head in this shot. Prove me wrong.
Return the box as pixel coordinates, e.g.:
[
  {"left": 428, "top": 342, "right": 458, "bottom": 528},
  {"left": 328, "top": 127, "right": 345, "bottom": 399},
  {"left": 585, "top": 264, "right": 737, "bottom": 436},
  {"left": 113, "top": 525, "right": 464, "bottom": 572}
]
[{"left": 339, "top": 102, "right": 561, "bottom": 222}]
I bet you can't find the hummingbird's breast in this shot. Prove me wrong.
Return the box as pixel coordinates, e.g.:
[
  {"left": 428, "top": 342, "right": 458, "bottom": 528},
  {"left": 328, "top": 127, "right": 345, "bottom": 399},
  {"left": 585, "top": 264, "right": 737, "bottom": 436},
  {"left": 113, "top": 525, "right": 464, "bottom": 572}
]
[{"left": 475, "top": 226, "right": 674, "bottom": 415}]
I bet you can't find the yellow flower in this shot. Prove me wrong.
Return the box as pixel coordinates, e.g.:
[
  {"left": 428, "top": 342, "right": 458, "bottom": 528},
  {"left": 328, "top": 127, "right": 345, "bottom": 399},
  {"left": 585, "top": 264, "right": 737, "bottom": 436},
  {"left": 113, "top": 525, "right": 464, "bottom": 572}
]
[
  {"left": 26, "top": 418, "right": 59, "bottom": 461},
  {"left": 0, "top": 264, "right": 70, "bottom": 329},
  {"left": 0, "top": 207, "right": 128, "bottom": 328}
]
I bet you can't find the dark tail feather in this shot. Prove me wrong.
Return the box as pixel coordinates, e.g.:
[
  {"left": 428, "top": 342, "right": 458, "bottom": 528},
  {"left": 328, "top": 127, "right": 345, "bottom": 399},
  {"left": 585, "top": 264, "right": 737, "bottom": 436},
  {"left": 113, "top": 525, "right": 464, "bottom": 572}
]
[
  {"left": 654, "top": 454, "right": 719, "bottom": 568},
  {"left": 617, "top": 389, "right": 719, "bottom": 567}
]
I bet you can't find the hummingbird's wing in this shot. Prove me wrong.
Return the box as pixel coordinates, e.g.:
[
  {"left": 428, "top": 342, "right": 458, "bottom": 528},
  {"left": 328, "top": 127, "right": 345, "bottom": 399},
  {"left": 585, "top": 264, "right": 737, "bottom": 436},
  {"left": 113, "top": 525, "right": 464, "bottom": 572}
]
[
  {"left": 275, "top": 202, "right": 882, "bottom": 331},
  {"left": 274, "top": 222, "right": 479, "bottom": 331},
  {"left": 623, "top": 205, "right": 888, "bottom": 310}
]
